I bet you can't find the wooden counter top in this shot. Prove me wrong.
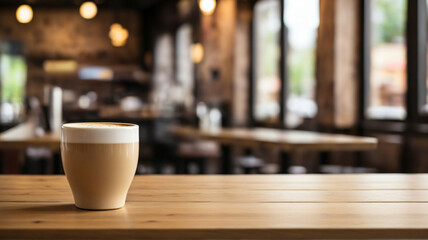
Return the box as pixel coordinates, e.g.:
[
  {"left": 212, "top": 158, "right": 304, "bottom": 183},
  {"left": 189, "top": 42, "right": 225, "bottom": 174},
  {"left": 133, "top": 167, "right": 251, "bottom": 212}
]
[
  {"left": 0, "top": 122, "right": 60, "bottom": 150},
  {"left": 0, "top": 123, "right": 378, "bottom": 152},
  {"left": 171, "top": 126, "right": 378, "bottom": 151},
  {"left": 1, "top": 174, "right": 428, "bottom": 239}
]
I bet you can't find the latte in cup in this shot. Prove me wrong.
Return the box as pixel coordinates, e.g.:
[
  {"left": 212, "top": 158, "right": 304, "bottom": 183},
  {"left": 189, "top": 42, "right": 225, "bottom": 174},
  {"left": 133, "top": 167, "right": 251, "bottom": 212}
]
[{"left": 61, "top": 122, "right": 139, "bottom": 210}]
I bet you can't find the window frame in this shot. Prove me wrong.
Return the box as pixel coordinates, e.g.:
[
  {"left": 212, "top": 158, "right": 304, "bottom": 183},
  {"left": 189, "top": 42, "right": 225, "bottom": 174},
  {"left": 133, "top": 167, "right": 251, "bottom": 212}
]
[
  {"left": 250, "top": 0, "right": 319, "bottom": 129},
  {"left": 173, "top": 5, "right": 201, "bottom": 117},
  {"left": 249, "top": 0, "right": 426, "bottom": 132},
  {"left": 359, "top": 0, "right": 428, "bottom": 173},
  {"left": 175, "top": 23, "right": 196, "bottom": 113},
  {"left": 249, "top": 0, "right": 285, "bottom": 129},
  {"left": 359, "top": 0, "right": 428, "bottom": 133},
  {"left": 360, "top": 0, "right": 409, "bottom": 125},
  {"left": 410, "top": 0, "right": 428, "bottom": 125}
]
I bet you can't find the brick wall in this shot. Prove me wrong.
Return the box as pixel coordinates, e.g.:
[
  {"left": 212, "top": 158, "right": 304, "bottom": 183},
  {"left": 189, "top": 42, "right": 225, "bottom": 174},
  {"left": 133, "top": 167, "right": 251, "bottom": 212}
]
[{"left": 0, "top": 8, "right": 142, "bottom": 100}]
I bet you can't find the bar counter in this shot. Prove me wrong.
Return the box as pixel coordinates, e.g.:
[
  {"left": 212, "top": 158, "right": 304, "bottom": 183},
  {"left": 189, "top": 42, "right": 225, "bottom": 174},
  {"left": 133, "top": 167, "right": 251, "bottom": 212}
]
[{"left": 1, "top": 174, "right": 428, "bottom": 239}]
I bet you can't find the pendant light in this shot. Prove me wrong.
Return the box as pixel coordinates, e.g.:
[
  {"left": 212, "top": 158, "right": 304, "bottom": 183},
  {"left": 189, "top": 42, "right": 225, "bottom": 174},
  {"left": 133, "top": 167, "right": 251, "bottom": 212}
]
[
  {"left": 199, "top": 0, "right": 216, "bottom": 15},
  {"left": 80, "top": 1, "right": 97, "bottom": 19},
  {"left": 16, "top": 4, "right": 33, "bottom": 24}
]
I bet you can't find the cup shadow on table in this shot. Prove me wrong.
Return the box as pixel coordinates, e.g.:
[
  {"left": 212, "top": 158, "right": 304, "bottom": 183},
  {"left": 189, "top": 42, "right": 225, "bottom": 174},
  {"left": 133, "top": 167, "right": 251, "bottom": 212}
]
[
  {"left": 21, "top": 204, "right": 126, "bottom": 213},
  {"left": 21, "top": 204, "right": 82, "bottom": 213}
]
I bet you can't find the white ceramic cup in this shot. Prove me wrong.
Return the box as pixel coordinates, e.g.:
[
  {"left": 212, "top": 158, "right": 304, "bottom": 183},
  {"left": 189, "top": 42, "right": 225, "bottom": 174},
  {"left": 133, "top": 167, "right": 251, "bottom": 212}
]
[{"left": 61, "top": 122, "right": 139, "bottom": 210}]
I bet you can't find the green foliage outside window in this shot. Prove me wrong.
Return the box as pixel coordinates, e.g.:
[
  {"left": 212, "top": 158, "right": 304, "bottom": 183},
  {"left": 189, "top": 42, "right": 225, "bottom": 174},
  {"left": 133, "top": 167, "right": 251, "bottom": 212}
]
[
  {"left": 0, "top": 54, "right": 27, "bottom": 104},
  {"left": 288, "top": 48, "right": 315, "bottom": 96},
  {"left": 262, "top": 32, "right": 279, "bottom": 77},
  {"left": 374, "top": 0, "right": 407, "bottom": 44}
]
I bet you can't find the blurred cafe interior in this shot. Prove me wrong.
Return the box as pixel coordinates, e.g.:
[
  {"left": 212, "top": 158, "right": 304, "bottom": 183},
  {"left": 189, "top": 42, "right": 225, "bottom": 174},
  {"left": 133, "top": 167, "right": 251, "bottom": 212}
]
[{"left": 0, "top": 0, "right": 425, "bottom": 175}]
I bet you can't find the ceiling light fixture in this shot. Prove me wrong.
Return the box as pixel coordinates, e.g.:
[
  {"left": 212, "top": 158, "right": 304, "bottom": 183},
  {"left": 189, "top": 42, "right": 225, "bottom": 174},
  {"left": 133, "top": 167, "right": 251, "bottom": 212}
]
[
  {"left": 191, "top": 43, "right": 204, "bottom": 63},
  {"left": 109, "top": 23, "right": 129, "bottom": 47},
  {"left": 80, "top": 1, "right": 97, "bottom": 19},
  {"left": 16, "top": 4, "right": 33, "bottom": 24},
  {"left": 199, "top": 0, "right": 216, "bottom": 15}
]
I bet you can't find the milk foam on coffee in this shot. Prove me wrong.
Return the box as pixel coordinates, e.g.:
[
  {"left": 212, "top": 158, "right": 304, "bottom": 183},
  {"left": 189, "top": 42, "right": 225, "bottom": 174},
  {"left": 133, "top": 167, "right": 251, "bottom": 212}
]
[{"left": 62, "top": 122, "right": 139, "bottom": 144}]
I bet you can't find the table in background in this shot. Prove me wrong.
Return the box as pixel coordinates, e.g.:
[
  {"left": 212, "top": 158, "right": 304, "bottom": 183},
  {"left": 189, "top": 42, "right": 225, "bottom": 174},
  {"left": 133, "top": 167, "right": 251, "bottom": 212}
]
[
  {"left": 1, "top": 174, "right": 428, "bottom": 239},
  {"left": 0, "top": 110, "right": 177, "bottom": 151},
  {"left": 0, "top": 122, "right": 61, "bottom": 173},
  {"left": 0, "top": 115, "right": 174, "bottom": 174},
  {"left": 171, "top": 126, "right": 378, "bottom": 173},
  {"left": 0, "top": 121, "right": 60, "bottom": 150}
]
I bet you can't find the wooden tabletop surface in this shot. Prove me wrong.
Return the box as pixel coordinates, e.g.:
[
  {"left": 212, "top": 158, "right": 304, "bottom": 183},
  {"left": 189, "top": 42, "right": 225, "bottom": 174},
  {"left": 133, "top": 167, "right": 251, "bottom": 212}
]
[
  {"left": 0, "top": 124, "right": 378, "bottom": 152},
  {"left": 171, "top": 126, "right": 378, "bottom": 151},
  {"left": 0, "top": 122, "right": 60, "bottom": 150},
  {"left": 1, "top": 174, "right": 428, "bottom": 239}
]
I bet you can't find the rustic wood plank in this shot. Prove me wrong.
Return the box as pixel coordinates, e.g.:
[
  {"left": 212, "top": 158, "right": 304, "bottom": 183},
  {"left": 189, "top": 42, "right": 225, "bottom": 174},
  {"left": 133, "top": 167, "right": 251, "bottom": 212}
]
[
  {"left": 2, "top": 201, "right": 428, "bottom": 239},
  {"left": 2, "top": 175, "right": 428, "bottom": 239},
  {"left": 4, "top": 188, "right": 428, "bottom": 203},
  {"left": 3, "top": 174, "right": 428, "bottom": 190}
]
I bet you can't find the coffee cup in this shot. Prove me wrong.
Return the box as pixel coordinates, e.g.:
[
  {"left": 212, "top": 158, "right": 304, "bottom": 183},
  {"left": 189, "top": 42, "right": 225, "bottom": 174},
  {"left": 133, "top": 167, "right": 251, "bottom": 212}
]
[{"left": 61, "top": 122, "right": 139, "bottom": 210}]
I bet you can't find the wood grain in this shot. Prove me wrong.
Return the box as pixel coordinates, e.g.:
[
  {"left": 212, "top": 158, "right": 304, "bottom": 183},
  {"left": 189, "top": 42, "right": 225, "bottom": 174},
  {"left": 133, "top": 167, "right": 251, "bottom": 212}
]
[
  {"left": 171, "top": 126, "right": 378, "bottom": 151},
  {"left": 1, "top": 175, "right": 428, "bottom": 239}
]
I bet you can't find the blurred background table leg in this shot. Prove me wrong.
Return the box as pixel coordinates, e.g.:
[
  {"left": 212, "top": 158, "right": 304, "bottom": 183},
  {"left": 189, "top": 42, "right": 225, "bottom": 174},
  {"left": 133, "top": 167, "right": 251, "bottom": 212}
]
[
  {"left": 221, "top": 144, "right": 232, "bottom": 174},
  {"left": 279, "top": 151, "right": 291, "bottom": 174}
]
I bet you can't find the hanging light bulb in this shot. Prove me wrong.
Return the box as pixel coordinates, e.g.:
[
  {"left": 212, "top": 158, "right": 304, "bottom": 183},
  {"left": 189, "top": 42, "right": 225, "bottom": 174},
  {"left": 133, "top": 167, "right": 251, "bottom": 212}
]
[
  {"left": 109, "top": 23, "right": 129, "bottom": 47},
  {"left": 191, "top": 43, "right": 204, "bottom": 63},
  {"left": 16, "top": 4, "right": 33, "bottom": 24},
  {"left": 199, "top": 0, "right": 216, "bottom": 15},
  {"left": 80, "top": 1, "right": 97, "bottom": 19}
]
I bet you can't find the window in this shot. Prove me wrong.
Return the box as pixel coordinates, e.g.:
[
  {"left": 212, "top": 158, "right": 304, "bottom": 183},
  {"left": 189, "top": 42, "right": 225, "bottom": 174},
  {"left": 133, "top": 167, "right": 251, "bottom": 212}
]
[
  {"left": 176, "top": 24, "right": 194, "bottom": 112},
  {"left": 366, "top": 0, "right": 407, "bottom": 120},
  {"left": 424, "top": 0, "right": 428, "bottom": 113},
  {"left": 253, "top": 0, "right": 281, "bottom": 124},
  {"left": 152, "top": 34, "right": 174, "bottom": 108},
  {"left": 284, "top": 0, "right": 319, "bottom": 127},
  {"left": 0, "top": 52, "right": 26, "bottom": 123}
]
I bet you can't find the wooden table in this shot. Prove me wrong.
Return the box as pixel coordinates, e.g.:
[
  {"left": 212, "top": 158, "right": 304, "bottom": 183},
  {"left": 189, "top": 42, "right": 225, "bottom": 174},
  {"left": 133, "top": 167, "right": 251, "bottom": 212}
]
[
  {"left": 0, "top": 122, "right": 60, "bottom": 150},
  {"left": 171, "top": 126, "right": 378, "bottom": 173},
  {"left": 1, "top": 174, "right": 428, "bottom": 239},
  {"left": 0, "top": 122, "right": 61, "bottom": 173}
]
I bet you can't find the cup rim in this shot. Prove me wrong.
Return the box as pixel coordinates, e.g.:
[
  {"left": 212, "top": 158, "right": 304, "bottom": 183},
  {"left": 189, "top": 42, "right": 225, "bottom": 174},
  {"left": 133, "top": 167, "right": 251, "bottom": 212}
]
[{"left": 62, "top": 122, "right": 138, "bottom": 129}]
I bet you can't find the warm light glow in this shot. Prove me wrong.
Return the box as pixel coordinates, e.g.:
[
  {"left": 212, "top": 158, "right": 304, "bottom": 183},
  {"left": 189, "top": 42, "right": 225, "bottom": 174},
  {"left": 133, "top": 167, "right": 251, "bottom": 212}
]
[
  {"left": 79, "top": 67, "right": 113, "bottom": 81},
  {"left": 191, "top": 43, "right": 204, "bottom": 63},
  {"left": 16, "top": 5, "right": 33, "bottom": 24},
  {"left": 109, "top": 23, "right": 129, "bottom": 47},
  {"left": 199, "top": 0, "right": 216, "bottom": 15},
  {"left": 43, "top": 60, "right": 77, "bottom": 73},
  {"left": 79, "top": 1, "right": 97, "bottom": 19}
]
